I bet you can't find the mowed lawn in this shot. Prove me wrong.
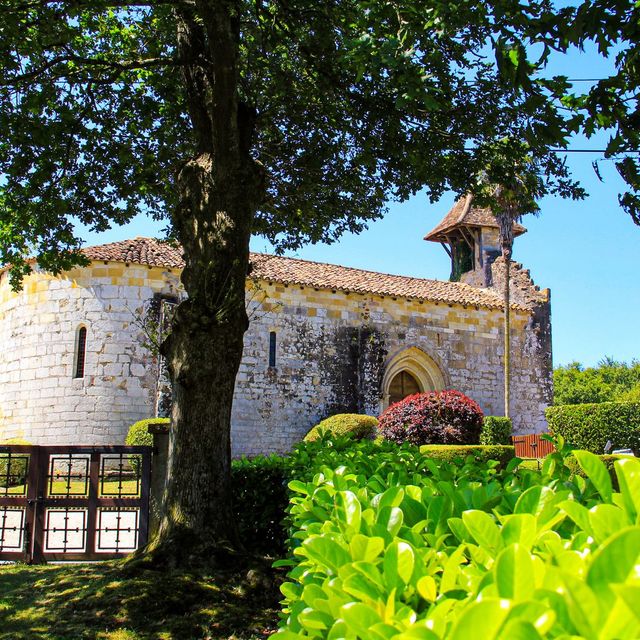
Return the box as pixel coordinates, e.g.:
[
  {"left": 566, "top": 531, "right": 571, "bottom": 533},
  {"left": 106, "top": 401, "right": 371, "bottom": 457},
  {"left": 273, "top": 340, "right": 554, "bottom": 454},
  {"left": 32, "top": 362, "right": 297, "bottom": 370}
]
[{"left": 0, "top": 559, "right": 281, "bottom": 640}]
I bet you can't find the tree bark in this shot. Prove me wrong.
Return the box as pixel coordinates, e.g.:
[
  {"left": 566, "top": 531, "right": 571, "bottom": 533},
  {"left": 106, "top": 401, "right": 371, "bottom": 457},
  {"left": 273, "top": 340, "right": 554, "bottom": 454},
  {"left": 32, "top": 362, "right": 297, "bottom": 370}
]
[{"left": 143, "top": 0, "right": 262, "bottom": 566}]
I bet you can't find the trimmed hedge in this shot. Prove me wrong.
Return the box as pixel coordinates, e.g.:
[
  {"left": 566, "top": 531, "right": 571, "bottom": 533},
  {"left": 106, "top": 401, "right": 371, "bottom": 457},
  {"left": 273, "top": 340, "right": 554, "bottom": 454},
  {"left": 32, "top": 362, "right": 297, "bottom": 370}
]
[
  {"left": 564, "top": 453, "right": 631, "bottom": 491},
  {"left": 480, "top": 416, "right": 512, "bottom": 445},
  {"left": 547, "top": 401, "right": 640, "bottom": 454},
  {"left": 125, "top": 417, "right": 169, "bottom": 447},
  {"left": 231, "top": 455, "right": 290, "bottom": 555},
  {"left": 378, "top": 389, "right": 484, "bottom": 446},
  {"left": 304, "top": 413, "right": 378, "bottom": 442},
  {"left": 125, "top": 418, "right": 168, "bottom": 476},
  {"left": 419, "top": 444, "right": 515, "bottom": 468}
]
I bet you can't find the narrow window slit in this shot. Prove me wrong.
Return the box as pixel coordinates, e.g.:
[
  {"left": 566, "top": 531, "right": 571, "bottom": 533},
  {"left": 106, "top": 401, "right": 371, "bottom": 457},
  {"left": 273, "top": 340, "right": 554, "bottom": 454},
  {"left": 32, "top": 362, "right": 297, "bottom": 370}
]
[
  {"left": 269, "top": 331, "right": 276, "bottom": 368},
  {"left": 75, "top": 327, "right": 87, "bottom": 378}
]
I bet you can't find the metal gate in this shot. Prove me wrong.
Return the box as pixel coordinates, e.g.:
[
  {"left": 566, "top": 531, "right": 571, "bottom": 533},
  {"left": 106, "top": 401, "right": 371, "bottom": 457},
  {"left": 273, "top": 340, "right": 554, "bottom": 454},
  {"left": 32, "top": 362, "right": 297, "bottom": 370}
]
[{"left": 0, "top": 444, "right": 151, "bottom": 563}]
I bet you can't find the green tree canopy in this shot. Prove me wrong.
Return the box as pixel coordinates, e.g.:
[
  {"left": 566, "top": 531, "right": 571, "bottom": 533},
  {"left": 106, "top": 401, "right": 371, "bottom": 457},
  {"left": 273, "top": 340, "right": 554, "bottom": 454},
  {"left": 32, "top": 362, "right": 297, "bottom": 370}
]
[
  {"left": 0, "top": 0, "right": 630, "bottom": 563},
  {"left": 0, "top": 0, "right": 585, "bottom": 286},
  {"left": 554, "top": 358, "right": 640, "bottom": 405}
]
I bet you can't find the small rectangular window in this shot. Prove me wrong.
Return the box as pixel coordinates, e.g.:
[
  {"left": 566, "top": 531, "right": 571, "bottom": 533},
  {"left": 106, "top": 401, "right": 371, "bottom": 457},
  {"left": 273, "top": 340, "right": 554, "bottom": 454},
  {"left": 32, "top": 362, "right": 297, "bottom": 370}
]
[
  {"left": 75, "top": 327, "right": 87, "bottom": 378},
  {"left": 269, "top": 331, "right": 276, "bottom": 367}
]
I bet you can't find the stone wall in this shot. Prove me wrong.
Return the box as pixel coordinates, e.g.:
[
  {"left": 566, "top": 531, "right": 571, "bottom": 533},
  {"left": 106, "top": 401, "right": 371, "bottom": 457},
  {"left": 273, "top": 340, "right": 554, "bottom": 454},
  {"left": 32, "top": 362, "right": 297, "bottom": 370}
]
[
  {"left": 237, "top": 281, "right": 550, "bottom": 455},
  {"left": 0, "top": 262, "right": 181, "bottom": 444},
  {"left": 0, "top": 260, "right": 552, "bottom": 455}
]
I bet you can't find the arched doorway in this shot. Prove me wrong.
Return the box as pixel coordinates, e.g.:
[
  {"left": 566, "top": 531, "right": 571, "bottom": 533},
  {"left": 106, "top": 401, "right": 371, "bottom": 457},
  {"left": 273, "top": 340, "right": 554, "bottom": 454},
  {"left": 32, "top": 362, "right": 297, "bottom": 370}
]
[
  {"left": 381, "top": 347, "right": 446, "bottom": 409},
  {"left": 388, "top": 370, "right": 421, "bottom": 405}
]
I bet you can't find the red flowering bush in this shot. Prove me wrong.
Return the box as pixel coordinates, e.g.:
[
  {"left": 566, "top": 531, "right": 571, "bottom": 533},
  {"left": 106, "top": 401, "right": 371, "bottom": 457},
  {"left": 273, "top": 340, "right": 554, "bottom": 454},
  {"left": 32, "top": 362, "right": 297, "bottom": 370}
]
[{"left": 377, "top": 390, "right": 484, "bottom": 446}]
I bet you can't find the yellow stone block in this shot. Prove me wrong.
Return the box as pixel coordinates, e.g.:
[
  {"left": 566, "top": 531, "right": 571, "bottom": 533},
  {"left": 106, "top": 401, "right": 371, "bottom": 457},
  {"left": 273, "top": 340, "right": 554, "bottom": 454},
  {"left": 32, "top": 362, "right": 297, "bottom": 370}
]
[{"left": 107, "top": 266, "right": 125, "bottom": 278}]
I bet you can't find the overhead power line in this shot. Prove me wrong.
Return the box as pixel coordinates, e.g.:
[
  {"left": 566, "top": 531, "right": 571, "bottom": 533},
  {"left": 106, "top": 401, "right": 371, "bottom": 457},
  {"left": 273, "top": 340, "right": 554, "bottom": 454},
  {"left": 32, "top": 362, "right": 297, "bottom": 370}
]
[{"left": 549, "top": 149, "right": 640, "bottom": 154}]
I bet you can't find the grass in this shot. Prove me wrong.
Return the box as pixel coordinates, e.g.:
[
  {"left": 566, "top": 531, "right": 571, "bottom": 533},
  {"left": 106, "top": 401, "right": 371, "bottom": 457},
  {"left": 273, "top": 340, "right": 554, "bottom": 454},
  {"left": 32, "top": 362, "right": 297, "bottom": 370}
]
[
  {"left": 2, "top": 480, "right": 141, "bottom": 498},
  {"left": 517, "top": 459, "right": 542, "bottom": 471},
  {"left": 0, "top": 558, "right": 282, "bottom": 640}
]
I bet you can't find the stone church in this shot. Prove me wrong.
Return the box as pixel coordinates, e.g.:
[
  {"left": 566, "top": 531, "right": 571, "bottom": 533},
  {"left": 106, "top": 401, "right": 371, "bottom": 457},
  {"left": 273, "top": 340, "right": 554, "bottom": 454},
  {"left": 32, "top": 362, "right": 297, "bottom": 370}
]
[{"left": 0, "top": 197, "right": 552, "bottom": 456}]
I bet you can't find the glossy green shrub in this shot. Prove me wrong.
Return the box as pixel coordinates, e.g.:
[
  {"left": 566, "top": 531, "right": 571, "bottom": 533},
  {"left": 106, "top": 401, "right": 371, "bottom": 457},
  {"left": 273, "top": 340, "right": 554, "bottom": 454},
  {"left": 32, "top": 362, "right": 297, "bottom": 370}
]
[
  {"left": 304, "top": 414, "right": 378, "bottom": 442},
  {"left": 564, "top": 453, "right": 632, "bottom": 491},
  {"left": 480, "top": 416, "right": 512, "bottom": 445},
  {"left": 547, "top": 401, "right": 640, "bottom": 454},
  {"left": 420, "top": 444, "right": 515, "bottom": 468},
  {"left": 276, "top": 438, "right": 640, "bottom": 640}
]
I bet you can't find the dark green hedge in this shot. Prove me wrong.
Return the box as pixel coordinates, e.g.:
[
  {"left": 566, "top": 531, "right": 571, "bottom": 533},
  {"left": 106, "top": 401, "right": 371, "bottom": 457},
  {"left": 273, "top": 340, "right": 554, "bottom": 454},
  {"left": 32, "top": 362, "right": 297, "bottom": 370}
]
[
  {"left": 480, "top": 417, "right": 512, "bottom": 445},
  {"left": 231, "top": 455, "right": 291, "bottom": 556},
  {"left": 419, "top": 444, "right": 515, "bottom": 468},
  {"left": 124, "top": 419, "right": 291, "bottom": 555},
  {"left": 546, "top": 402, "right": 640, "bottom": 454}
]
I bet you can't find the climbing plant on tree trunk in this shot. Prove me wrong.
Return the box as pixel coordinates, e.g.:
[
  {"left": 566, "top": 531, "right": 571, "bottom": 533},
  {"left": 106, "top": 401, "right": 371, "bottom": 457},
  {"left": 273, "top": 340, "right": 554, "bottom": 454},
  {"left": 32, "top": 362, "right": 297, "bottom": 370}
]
[{"left": 0, "top": 0, "right": 593, "bottom": 564}]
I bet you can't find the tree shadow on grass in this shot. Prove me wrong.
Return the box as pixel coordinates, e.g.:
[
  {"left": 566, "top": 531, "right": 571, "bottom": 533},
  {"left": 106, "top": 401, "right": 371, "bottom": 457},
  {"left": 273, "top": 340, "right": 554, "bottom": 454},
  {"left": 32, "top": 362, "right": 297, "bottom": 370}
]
[{"left": 0, "top": 558, "right": 282, "bottom": 639}]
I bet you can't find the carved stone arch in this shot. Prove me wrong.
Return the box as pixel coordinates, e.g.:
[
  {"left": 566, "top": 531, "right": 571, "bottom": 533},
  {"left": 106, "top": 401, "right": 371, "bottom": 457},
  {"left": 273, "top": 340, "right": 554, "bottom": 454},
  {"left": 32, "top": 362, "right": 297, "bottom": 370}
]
[{"left": 380, "top": 346, "right": 447, "bottom": 410}]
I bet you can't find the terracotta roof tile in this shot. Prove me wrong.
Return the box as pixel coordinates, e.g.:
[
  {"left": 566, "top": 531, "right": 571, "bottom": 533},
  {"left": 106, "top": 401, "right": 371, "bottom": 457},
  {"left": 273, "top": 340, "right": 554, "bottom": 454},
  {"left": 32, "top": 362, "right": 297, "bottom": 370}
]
[
  {"left": 424, "top": 195, "right": 527, "bottom": 242},
  {"left": 83, "top": 237, "right": 184, "bottom": 268},
  {"left": 82, "top": 237, "right": 530, "bottom": 311}
]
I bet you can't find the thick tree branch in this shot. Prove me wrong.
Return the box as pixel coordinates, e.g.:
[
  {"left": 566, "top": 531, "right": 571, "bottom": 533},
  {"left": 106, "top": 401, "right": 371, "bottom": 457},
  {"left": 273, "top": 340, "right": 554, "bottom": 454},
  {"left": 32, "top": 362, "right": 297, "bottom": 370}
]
[
  {"left": 5, "top": 0, "right": 184, "bottom": 10},
  {"left": 2, "top": 54, "right": 187, "bottom": 87},
  {"left": 174, "top": 6, "right": 215, "bottom": 153}
]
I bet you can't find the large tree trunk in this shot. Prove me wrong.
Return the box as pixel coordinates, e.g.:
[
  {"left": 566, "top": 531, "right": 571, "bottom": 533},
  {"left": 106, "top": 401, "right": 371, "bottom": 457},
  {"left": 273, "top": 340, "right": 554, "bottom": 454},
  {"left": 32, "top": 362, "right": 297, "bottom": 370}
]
[
  {"left": 145, "top": 1, "right": 261, "bottom": 566},
  {"left": 150, "top": 156, "right": 254, "bottom": 563}
]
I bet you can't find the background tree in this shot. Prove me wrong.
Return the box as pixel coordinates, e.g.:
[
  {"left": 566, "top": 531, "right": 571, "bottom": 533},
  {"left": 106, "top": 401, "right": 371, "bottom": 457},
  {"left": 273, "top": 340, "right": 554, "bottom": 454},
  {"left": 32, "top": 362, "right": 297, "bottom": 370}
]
[
  {"left": 0, "top": 0, "right": 585, "bottom": 564},
  {"left": 554, "top": 358, "right": 640, "bottom": 405},
  {"left": 476, "top": 148, "right": 553, "bottom": 419}
]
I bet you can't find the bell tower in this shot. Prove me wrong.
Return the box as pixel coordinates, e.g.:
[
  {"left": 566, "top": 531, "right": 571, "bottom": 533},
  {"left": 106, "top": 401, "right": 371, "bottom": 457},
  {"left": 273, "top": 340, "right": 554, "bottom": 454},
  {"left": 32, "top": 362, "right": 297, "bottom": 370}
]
[{"left": 424, "top": 195, "right": 527, "bottom": 286}]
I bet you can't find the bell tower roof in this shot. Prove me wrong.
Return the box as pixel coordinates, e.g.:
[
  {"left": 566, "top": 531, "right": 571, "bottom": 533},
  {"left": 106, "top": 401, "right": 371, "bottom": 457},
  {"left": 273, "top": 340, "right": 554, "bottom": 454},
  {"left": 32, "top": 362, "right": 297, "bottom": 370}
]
[{"left": 424, "top": 194, "right": 527, "bottom": 243}]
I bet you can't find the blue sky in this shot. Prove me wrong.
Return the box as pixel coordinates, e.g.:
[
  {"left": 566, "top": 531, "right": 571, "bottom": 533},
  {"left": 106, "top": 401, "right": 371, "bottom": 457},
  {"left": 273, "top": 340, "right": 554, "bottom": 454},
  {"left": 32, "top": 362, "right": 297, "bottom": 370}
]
[{"left": 76, "top": 43, "right": 640, "bottom": 369}]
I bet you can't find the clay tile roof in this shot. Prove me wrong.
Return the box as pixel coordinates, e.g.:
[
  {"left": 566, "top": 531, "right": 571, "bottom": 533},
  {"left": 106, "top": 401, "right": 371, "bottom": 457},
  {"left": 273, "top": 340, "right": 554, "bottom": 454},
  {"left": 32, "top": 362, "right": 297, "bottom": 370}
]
[
  {"left": 82, "top": 237, "right": 528, "bottom": 311},
  {"left": 83, "top": 237, "right": 184, "bottom": 268},
  {"left": 424, "top": 194, "right": 527, "bottom": 242}
]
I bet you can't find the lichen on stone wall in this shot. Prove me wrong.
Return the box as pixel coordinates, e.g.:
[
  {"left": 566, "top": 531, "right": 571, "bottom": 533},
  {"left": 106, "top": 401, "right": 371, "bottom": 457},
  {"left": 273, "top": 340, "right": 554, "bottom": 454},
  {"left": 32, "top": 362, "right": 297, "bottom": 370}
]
[{"left": 320, "top": 325, "right": 386, "bottom": 417}]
